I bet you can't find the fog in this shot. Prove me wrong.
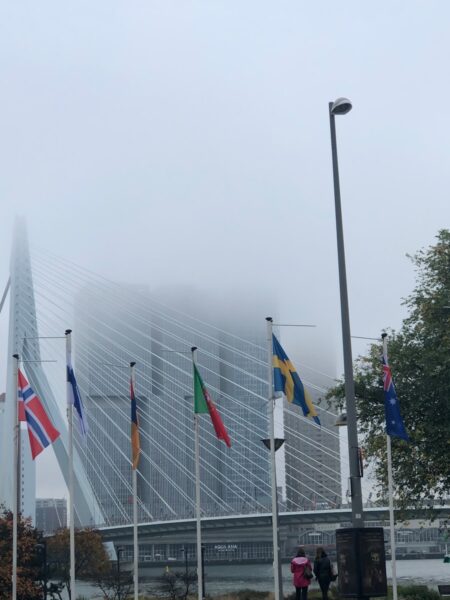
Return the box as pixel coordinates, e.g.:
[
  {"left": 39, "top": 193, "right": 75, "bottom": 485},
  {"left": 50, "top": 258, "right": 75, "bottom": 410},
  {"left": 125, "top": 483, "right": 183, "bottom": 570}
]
[{"left": 1, "top": 2, "right": 449, "bottom": 498}]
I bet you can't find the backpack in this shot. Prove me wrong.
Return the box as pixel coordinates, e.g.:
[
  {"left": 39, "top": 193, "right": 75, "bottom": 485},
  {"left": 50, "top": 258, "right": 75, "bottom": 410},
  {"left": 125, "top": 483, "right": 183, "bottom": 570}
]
[
  {"left": 330, "top": 565, "right": 338, "bottom": 582},
  {"left": 303, "top": 564, "right": 313, "bottom": 580}
]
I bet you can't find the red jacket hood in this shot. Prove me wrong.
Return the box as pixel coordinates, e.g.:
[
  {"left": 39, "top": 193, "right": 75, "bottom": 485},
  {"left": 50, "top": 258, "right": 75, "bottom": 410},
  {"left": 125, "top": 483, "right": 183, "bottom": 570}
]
[{"left": 292, "top": 557, "right": 309, "bottom": 566}]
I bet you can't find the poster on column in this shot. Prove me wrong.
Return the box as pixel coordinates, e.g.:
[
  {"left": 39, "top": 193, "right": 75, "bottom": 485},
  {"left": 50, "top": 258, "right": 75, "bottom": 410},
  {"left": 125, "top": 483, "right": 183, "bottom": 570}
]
[{"left": 336, "top": 527, "right": 387, "bottom": 597}]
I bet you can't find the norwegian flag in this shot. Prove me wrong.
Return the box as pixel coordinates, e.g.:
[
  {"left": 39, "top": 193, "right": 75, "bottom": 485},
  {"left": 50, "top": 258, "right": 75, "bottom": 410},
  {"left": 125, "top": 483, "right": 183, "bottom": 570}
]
[{"left": 18, "top": 369, "right": 60, "bottom": 459}]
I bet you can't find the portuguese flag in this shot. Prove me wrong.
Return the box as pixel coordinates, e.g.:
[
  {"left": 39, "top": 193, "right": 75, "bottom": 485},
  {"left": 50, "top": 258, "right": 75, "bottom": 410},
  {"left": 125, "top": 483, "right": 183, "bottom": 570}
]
[{"left": 193, "top": 363, "right": 231, "bottom": 448}]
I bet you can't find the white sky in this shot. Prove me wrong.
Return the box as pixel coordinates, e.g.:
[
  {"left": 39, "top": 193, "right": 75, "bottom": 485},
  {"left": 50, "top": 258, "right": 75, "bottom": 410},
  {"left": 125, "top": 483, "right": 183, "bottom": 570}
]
[{"left": 0, "top": 1, "right": 449, "bottom": 498}]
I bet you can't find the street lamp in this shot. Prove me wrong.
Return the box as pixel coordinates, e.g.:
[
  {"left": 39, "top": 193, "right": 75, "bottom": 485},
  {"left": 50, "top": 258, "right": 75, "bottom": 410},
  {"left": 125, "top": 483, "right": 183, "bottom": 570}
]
[
  {"left": 181, "top": 546, "right": 188, "bottom": 582},
  {"left": 261, "top": 436, "right": 284, "bottom": 600},
  {"left": 328, "top": 97, "right": 364, "bottom": 529},
  {"left": 36, "top": 540, "right": 48, "bottom": 600},
  {"left": 117, "top": 546, "right": 124, "bottom": 600},
  {"left": 261, "top": 438, "right": 285, "bottom": 451},
  {"left": 201, "top": 545, "right": 206, "bottom": 600},
  {"left": 334, "top": 413, "right": 348, "bottom": 427}
]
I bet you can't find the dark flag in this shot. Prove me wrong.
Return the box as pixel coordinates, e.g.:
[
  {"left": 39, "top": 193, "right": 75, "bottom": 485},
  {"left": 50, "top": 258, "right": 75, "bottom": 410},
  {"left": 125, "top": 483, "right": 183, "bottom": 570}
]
[{"left": 382, "top": 356, "right": 408, "bottom": 441}]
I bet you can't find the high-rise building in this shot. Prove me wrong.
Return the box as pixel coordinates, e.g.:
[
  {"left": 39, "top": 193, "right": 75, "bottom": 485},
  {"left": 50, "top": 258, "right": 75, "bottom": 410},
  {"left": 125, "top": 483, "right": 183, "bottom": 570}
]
[
  {"left": 147, "top": 288, "right": 273, "bottom": 517},
  {"left": 74, "top": 284, "right": 273, "bottom": 524},
  {"left": 36, "top": 498, "right": 67, "bottom": 534},
  {"left": 75, "top": 284, "right": 153, "bottom": 525},
  {"left": 284, "top": 387, "right": 341, "bottom": 511},
  {"left": 74, "top": 281, "right": 340, "bottom": 524}
]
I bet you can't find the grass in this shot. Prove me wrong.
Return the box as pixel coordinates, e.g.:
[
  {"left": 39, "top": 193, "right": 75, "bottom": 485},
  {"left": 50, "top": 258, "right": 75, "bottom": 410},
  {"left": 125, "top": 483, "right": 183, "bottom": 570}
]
[
  {"left": 138, "top": 583, "right": 441, "bottom": 600},
  {"left": 205, "top": 584, "right": 441, "bottom": 600}
]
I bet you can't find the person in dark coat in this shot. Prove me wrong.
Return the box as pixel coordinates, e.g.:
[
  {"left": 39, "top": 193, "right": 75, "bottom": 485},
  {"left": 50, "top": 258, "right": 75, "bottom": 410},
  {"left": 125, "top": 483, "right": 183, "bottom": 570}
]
[
  {"left": 313, "top": 547, "right": 333, "bottom": 600},
  {"left": 290, "top": 547, "right": 313, "bottom": 600}
]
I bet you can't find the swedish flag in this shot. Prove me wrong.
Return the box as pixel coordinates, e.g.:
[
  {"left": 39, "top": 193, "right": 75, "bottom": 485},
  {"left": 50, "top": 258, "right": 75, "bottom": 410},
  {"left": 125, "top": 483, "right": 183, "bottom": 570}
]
[{"left": 272, "top": 334, "right": 320, "bottom": 425}]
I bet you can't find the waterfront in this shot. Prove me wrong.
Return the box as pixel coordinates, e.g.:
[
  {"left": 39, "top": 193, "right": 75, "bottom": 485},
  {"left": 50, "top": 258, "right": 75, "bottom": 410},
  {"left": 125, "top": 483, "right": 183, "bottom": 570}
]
[{"left": 70, "top": 559, "right": 449, "bottom": 598}]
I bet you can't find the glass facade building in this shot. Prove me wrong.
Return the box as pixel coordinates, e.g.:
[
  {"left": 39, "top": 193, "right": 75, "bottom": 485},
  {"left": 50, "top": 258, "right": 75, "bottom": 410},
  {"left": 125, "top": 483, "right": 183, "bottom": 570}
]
[{"left": 74, "top": 285, "right": 272, "bottom": 525}]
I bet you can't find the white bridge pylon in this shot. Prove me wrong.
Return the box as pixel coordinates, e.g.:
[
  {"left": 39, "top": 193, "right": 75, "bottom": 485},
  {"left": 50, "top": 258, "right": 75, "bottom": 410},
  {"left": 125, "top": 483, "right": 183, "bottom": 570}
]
[
  {"left": 0, "top": 218, "right": 103, "bottom": 526},
  {"left": 1, "top": 219, "right": 346, "bottom": 529}
]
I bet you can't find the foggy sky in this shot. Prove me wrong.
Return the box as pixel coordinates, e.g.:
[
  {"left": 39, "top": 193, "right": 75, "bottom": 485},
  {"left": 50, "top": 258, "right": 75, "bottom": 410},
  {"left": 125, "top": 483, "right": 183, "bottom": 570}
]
[{"left": 1, "top": 2, "right": 449, "bottom": 497}]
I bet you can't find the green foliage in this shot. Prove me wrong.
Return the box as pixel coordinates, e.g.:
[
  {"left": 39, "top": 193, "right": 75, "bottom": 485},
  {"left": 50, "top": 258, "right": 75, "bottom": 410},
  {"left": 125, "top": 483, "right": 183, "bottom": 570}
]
[
  {"left": 154, "top": 568, "right": 198, "bottom": 600},
  {"left": 94, "top": 563, "right": 133, "bottom": 600},
  {"left": 47, "top": 527, "right": 110, "bottom": 600},
  {"left": 397, "top": 584, "right": 441, "bottom": 600},
  {"left": 290, "top": 584, "right": 440, "bottom": 600},
  {"left": 0, "top": 505, "right": 42, "bottom": 600},
  {"left": 234, "top": 592, "right": 274, "bottom": 600},
  {"left": 327, "top": 230, "right": 450, "bottom": 514}
]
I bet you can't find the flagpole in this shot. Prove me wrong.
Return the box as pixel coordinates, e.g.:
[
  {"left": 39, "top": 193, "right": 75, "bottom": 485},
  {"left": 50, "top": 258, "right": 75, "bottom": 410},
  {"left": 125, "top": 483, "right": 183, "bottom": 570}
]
[
  {"left": 130, "top": 361, "right": 139, "bottom": 600},
  {"left": 382, "top": 333, "right": 398, "bottom": 600},
  {"left": 65, "top": 329, "right": 76, "bottom": 600},
  {"left": 12, "top": 353, "right": 20, "bottom": 600},
  {"left": 191, "top": 346, "right": 203, "bottom": 600},
  {"left": 265, "top": 318, "right": 282, "bottom": 600}
]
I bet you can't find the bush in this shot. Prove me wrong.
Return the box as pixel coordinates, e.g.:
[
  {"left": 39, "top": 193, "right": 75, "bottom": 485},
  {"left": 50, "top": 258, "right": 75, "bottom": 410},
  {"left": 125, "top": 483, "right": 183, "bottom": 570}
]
[
  {"left": 233, "top": 592, "right": 273, "bottom": 600},
  {"left": 398, "top": 584, "right": 440, "bottom": 600},
  {"left": 286, "top": 584, "right": 440, "bottom": 600}
]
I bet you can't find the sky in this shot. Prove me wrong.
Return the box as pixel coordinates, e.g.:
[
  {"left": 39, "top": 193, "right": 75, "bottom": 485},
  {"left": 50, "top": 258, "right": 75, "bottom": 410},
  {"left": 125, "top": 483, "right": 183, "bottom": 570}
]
[{"left": 1, "top": 1, "right": 449, "bottom": 498}]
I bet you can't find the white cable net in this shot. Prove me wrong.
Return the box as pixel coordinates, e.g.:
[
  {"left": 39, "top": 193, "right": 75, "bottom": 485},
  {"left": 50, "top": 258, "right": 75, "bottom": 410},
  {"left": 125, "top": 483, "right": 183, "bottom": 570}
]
[{"left": 24, "top": 246, "right": 343, "bottom": 526}]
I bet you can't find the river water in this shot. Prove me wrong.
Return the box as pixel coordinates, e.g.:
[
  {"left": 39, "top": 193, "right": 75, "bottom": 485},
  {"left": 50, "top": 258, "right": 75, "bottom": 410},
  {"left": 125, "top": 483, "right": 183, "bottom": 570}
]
[{"left": 72, "top": 559, "right": 450, "bottom": 598}]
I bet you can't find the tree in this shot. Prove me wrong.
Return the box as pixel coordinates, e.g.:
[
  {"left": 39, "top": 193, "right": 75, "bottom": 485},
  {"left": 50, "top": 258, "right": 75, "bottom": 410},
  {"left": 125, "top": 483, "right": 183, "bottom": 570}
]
[
  {"left": 154, "top": 568, "right": 198, "bottom": 600},
  {"left": 327, "top": 230, "right": 450, "bottom": 514},
  {"left": 47, "top": 527, "right": 109, "bottom": 600},
  {"left": 94, "top": 563, "right": 133, "bottom": 600},
  {"left": 0, "top": 506, "right": 42, "bottom": 600}
]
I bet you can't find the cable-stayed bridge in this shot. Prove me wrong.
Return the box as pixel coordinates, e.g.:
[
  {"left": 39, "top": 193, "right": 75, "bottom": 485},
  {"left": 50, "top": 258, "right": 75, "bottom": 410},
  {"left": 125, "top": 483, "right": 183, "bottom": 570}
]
[
  {"left": 0, "top": 220, "right": 347, "bottom": 533},
  {"left": 100, "top": 507, "right": 450, "bottom": 546}
]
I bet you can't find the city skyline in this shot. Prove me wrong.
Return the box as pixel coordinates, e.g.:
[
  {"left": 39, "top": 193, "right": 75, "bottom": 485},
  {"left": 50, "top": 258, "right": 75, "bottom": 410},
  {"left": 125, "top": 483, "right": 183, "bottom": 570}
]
[{"left": 0, "top": 230, "right": 344, "bottom": 523}]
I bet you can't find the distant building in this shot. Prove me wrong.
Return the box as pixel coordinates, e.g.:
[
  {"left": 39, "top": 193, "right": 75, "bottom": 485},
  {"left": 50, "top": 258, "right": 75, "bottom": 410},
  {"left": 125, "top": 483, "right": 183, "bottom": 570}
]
[
  {"left": 73, "top": 281, "right": 341, "bottom": 524},
  {"left": 74, "top": 284, "right": 273, "bottom": 524},
  {"left": 36, "top": 498, "right": 67, "bottom": 534},
  {"left": 284, "top": 387, "right": 341, "bottom": 510}
]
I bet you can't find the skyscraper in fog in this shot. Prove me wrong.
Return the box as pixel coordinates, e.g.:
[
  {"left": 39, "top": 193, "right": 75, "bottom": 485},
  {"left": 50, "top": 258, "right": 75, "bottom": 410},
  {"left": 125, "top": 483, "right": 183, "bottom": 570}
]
[
  {"left": 75, "top": 285, "right": 153, "bottom": 524},
  {"left": 74, "top": 284, "right": 272, "bottom": 524},
  {"left": 36, "top": 498, "right": 67, "bottom": 534},
  {"left": 284, "top": 389, "right": 341, "bottom": 510}
]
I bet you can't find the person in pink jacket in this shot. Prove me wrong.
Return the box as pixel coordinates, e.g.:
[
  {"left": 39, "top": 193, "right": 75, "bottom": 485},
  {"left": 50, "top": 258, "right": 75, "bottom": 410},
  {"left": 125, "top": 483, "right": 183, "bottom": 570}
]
[{"left": 290, "top": 547, "right": 313, "bottom": 600}]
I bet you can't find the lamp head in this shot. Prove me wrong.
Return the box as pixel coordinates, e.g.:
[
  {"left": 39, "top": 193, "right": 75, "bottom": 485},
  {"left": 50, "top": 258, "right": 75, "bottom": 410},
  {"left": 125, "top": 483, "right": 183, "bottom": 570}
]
[
  {"left": 334, "top": 413, "right": 348, "bottom": 427},
  {"left": 330, "top": 97, "right": 352, "bottom": 116},
  {"left": 261, "top": 438, "right": 285, "bottom": 452}
]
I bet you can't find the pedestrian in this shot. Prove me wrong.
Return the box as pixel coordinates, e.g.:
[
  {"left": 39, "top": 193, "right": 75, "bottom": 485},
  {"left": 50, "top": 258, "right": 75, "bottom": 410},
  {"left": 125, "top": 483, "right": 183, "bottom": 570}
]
[
  {"left": 290, "top": 547, "right": 313, "bottom": 600},
  {"left": 313, "top": 547, "right": 334, "bottom": 600}
]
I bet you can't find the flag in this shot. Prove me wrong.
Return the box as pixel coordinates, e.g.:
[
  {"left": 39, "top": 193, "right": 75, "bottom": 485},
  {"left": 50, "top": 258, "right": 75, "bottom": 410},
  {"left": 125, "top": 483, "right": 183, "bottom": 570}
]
[
  {"left": 272, "top": 334, "right": 320, "bottom": 425},
  {"left": 193, "top": 363, "right": 231, "bottom": 448},
  {"left": 382, "top": 355, "right": 408, "bottom": 441},
  {"left": 67, "top": 359, "right": 88, "bottom": 437},
  {"left": 18, "top": 369, "right": 60, "bottom": 460},
  {"left": 130, "top": 377, "right": 140, "bottom": 469},
  {"left": 18, "top": 384, "right": 26, "bottom": 422}
]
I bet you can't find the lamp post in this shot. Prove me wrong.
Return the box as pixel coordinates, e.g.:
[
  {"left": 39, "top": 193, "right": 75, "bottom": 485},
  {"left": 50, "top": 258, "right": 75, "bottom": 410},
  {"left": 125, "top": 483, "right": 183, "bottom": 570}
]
[
  {"left": 117, "top": 546, "right": 124, "bottom": 600},
  {"left": 181, "top": 546, "right": 188, "bottom": 582},
  {"left": 261, "top": 436, "right": 285, "bottom": 600},
  {"left": 201, "top": 545, "right": 206, "bottom": 600},
  {"left": 328, "top": 97, "right": 364, "bottom": 529},
  {"left": 36, "top": 539, "right": 48, "bottom": 600}
]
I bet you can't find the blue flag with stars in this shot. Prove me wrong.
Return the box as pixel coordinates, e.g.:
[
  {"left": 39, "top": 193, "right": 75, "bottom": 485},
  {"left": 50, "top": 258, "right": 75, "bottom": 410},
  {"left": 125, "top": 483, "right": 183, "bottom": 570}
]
[{"left": 382, "top": 355, "right": 408, "bottom": 441}]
